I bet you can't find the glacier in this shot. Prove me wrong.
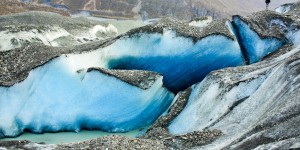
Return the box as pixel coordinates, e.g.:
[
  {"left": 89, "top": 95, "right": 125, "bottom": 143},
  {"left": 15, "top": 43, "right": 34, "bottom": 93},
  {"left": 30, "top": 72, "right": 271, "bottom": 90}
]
[
  {"left": 168, "top": 74, "right": 268, "bottom": 135},
  {"left": 100, "top": 30, "right": 246, "bottom": 93},
  {"left": 1, "top": 9, "right": 298, "bottom": 147},
  {"left": 0, "top": 25, "right": 117, "bottom": 51},
  {"left": 0, "top": 54, "right": 174, "bottom": 137},
  {"left": 167, "top": 45, "right": 300, "bottom": 149},
  {"left": 0, "top": 12, "right": 118, "bottom": 51},
  {"left": 232, "top": 16, "right": 287, "bottom": 64},
  {"left": 166, "top": 13, "right": 300, "bottom": 149}
]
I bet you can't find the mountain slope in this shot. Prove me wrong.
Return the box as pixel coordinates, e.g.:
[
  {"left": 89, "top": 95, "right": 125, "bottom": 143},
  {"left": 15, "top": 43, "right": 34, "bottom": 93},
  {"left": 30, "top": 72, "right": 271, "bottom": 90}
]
[
  {"left": 20, "top": 0, "right": 299, "bottom": 19},
  {"left": 0, "top": 0, "right": 69, "bottom": 16}
]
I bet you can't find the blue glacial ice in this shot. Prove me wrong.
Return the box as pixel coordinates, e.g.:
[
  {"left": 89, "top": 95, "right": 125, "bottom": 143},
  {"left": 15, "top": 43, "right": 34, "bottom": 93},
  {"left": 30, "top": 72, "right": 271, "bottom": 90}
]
[
  {"left": 99, "top": 30, "right": 246, "bottom": 93},
  {"left": 233, "top": 17, "right": 286, "bottom": 64},
  {"left": 0, "top": 19, "right": 289, "bottom": 138},
  {"left": 0, "top": 55, "right": 174, "bottom": 137}
]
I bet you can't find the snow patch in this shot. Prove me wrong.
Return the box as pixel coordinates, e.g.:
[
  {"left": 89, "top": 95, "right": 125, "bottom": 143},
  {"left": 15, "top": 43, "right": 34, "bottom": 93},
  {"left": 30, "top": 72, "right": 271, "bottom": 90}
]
[
  {"left": 0, "top": 24, "right": 118, "bottom": 51},
  {"left": 90, "top": 24, "right": 118, "bottom": 37},
  {"left": 269, "top": 19, "right": 287, "bottom": 29},
  {"left": 189, "top": 17, "right": 213, "bottom": 28},
  {"left": 275, "top": 4, "right": 292, "bottom": 14},
  {"left": 0, "top": 26, "right": 71, "bottom": 51}
]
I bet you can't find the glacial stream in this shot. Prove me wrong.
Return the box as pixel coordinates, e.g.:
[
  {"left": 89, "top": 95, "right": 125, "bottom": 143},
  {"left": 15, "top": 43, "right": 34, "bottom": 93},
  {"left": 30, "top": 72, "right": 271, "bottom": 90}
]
[{"left": 1, "top": 130, "right": 141, "bottom": 144}]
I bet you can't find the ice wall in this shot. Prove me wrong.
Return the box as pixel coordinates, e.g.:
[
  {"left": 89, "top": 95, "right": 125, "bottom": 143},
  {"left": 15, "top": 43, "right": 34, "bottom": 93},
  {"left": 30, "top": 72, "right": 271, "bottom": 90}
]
[
  {"left": 0, "top": 14, "right": 293, "bottom": 139},
  {"left": 100, "top": 30, "right": 246, "bottom": 93},
  {"left": 233, "top": 17, "right": 286, "bottom": 64},
  {"left": 168, "top": 48, "right": 300, "bottom": 149},
  {"left": 0, "top": 54, "right": 174, "bottom": 137},
  {"left": 169, "top": 72, "right": 268, "bottom": 134}
]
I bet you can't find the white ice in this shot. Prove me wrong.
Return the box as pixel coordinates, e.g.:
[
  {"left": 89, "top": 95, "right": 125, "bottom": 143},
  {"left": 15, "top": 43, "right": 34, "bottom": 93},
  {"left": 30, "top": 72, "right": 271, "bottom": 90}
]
[
  {"left": 168, "top": 72, "right": 268, "bottom": 134},
  {"left": 275, "top": 4, "right": 292, "bottom": 14},
  {"left": 0, "top": 24, "right": 118, "bottom": 51}
]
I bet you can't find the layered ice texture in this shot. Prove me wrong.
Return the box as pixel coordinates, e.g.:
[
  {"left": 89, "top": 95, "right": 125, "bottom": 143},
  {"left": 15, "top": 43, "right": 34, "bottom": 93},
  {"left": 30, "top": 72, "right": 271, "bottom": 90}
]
[
  {"left": 168, "top": 44, "right": 300, "bottom": 149},
  {"left": 169, "top": 73, "right": 268, "bottom": 134},
  {"left": 0, "top": 54, "right": 174, "bottom": 137},
  {"left": 233, "top": 16, "right": 286, "bottom": 64},
  {"left": 0, "top": 13, "right": 292, "bottom": 138},
  {"left": 167, "top": 14, "right": 300, "bottom": 149},
  {"left": 100, "top": 30, "right": 246, "bottom": 93}
]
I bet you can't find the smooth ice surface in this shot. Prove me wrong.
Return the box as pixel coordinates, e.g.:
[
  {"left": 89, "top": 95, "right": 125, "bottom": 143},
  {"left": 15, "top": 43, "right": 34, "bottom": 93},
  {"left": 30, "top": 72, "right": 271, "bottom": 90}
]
[
  {"left": 99, "top": 30, "right": 245, "bottom": 93},
  {"left": 233, "top": 17, "right": 286, "bottom": 64},
  {"left": 0, "top": 54, "right": 174, "bottom": 137}
]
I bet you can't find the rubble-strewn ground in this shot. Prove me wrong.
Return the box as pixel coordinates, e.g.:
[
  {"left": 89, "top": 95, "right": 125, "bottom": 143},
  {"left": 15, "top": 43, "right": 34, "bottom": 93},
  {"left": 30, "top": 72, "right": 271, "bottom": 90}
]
[{"left": 0, "top": 0, "right": 69, "bottom": 16}]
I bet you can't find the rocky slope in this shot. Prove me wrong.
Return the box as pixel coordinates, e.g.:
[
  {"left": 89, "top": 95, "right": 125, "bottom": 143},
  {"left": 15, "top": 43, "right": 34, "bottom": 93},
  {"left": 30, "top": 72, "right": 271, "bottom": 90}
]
[
  {"left": 0, "top": 1, "right": 300, "bottom": 150},
  {"left": 21, "top": 0, "right": 299, "bottom": 20},
  {"left": 0, "top": 0, "right": 69, "bottom": 16},
  {"left": 0, "top": 11, "right": 118, "bottom": 51}
]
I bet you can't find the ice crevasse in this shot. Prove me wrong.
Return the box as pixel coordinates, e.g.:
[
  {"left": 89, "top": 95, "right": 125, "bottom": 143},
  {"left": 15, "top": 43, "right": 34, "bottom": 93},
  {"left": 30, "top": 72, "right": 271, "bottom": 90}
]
[
  {"left": 98, "top": 17, "right": 287, "bottom": 92},
  {"left": 0, "top": 14, "right": 291, "bottom": 137},
  {"left": 232, "top": 16, "right": 287, "bottom": 64},
  {"left": 0, "top": 55, "right": 174, "bottom": 137},
  {"left": 99, "top": 29, "right": 246, "bottom": 93}
]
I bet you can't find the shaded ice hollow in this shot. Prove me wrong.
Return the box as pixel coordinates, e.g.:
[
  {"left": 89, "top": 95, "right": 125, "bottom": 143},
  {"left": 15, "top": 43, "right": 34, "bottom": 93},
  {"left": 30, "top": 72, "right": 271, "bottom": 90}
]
[
  {"left": 99, "top": 30, "right": 246, "bottom": 93},
  {"left": 0, "top": 54, "right": 174, "bottom": 137}
]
